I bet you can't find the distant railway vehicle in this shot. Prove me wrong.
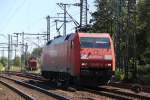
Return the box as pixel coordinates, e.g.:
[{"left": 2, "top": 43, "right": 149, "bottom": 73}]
[
  {"left": 27, "top": 57, "right": 38, "bottom": 71},
  {"left": 41, "top": 32, "right": 115, "bottom": 84}
]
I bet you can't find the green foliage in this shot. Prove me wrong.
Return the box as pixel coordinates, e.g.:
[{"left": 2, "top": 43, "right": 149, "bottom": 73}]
[
  {"left": 9, "top": 66, "right": 25, "bottom": 72},
  {"left": 137, "top": 65, "right": 150, "bottom": 85},
  {"left": 138, "top": 64, "right": 150, "bottom": 74},
  {"left": 91, "top": 0, "right": 114, "bottom": 34},
  {"left": 20, "top": 52, "right": 31, "bottom": 65},
  {"left": 115, "top": 69, "right": 125, "bottom": 80},
  {"left": 0, "top": 63, "right": 5, "bottom": 71},
  {"left": 142, "top": 74, "right": 150, "bottom": 85},
  {"left": 31, "top": 48, "right": 42, "bottom": 58},
  {"left": 137, "top": 0, "right": 150, "bottom": 64},
  {"left": 13, "top": 56, "right": 21, "bottom": 67},
  {"left": 0, "top": 57, "right": 8, "bottom": 67}
]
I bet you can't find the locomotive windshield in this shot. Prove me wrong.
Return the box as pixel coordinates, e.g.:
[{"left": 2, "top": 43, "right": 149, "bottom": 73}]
[{"left": 80, "top": 37, "right": 110, "bottom": 48}]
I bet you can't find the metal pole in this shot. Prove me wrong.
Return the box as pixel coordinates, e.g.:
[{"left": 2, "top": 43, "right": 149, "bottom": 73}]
[
  {"left": 10, "top": 35, "right": 13, "bottom": 70},
  {"left": 55, "top": 20, "right": 61, "bottom": 36},
  {"left": 80, "top": 0, "right": 83, "bottom": 27},
  {"left": 21, "top": 32, "right": 24, "bottom": 71},
  {"left": 7, "top": 34, "right": 10, "bottom": 71},
  {"left": 2, "top": 48, "right": 4, "bottom": 57},
  {"left": 46, "top": 16, "right": 50, "bottom": 41},
  {"left": 25, "top": 43, "right": 28, "bottom": 67},
  {"left": 64, "top": 4, "right": 67, "bottom": 36},
  {"left": 37, "top": 34, "right": 39, "bottom": 57},
  {"left": 85, "top": 0, "right": 87, "bottom": 25},
  {"left": 15, "top": 46, "right": 16, "bottom": 60},
  {"left": 80, "top": 0, "right": 88, "bottom": 27}
]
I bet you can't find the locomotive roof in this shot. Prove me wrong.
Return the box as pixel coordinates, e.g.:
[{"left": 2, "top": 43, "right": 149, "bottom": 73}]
[
  {"left": 29, "top": 59, "right": 37, "bottom": 62},
  {"left": 46, "top": 33, "right": 74, "bottom": 45},
  {"left": 46, "top": 33, "right": 111, "bottom": 46},
  {"left": 78, "top": 32, "right": 111, "bottom": 38}
]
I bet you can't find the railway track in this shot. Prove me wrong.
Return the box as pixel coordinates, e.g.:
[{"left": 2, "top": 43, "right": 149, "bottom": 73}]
[
  {"left": 0, "top": 73, "right": 110, "bottom": 100},
  {"left": 7, "top": 71, "right": 46, "bottom": 82},
  {"left": 80, "top": 85, "right": 150, "bottom": 100},
  {"left": 0, "top": 80, "right": 35, "bottom": 100},
  {"left": 109, "top": 82, "right": 150, "bottom": 93},
  {"left": 2, "top": 72, "right": 150, "bottom": 100},
  {"left": 0, "top": 75, "right": 69, "bottom": 100}
]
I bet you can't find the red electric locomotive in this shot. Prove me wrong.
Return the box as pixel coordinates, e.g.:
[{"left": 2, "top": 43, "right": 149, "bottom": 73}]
[
  {"left": 27, "top": 57, "right": 37, "bottom": 71},
  {"left": 41, "top": 32, "right": 115, "bottom": 83}
]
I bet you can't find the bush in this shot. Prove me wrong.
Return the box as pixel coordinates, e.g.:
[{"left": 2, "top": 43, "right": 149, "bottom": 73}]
[
  {"left": 138, "top": 64, "right": 150, "bottom": 74},
  {"left": 142, "top": 74, "right": 150, "bottom": 85},
  {"left": 0, "top": 63, "right": 5, "bottom": 71},
  {"left": 115, "top": 69, "right": 125, "bottom": 81},
  {"left": 137, "top": 64, "right": 150, "bottom": 85},
  {"left": 0, "top": 57, "right": 7, "bottom": 67}
]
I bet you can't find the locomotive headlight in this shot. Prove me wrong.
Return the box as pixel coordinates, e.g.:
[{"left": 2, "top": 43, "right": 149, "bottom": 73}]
[
  {"left": 104, "top": 55, "right": 112, "bottom": 60},
  {"left": 108, "top": 64, "right": 112, "bottom": 66},
  {"left": 81, "top": 54, "right": 88, "bottom": 59},
  {"left": 81, "top": 63, "right": 87, "bottom": 66}
]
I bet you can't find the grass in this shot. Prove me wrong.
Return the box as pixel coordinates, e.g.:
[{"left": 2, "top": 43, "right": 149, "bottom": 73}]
[
  {"left": 8, "top": 66, "right": 25, "bottom": 72},
  {"left": 27, "top": 68, "right": 41, "bottom": 74},
  {"left": 9, "top": 66, "right": 41, "bottom": 74}
]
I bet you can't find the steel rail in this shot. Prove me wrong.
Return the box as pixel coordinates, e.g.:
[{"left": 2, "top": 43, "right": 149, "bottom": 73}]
[
  {"left": 0, "top": 80, "right": 35, "bottom": 100},
  {"left": 109, "top": 82, "right": 150, "bottom": 93},
  {"left": 77, "top": 85, "right": 150, "bottom": 100},
  {"left": 0, "top": 75, "right": 69, "bottom": 100},
  {"left": 5, "top": 72, "right": 150, "bottom": 99}
]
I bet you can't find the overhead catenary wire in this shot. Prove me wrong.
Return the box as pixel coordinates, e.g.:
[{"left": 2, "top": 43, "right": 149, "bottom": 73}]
[
  {"left": 0, "top": 0, "right": 26, "bottom": 33},
  {"left": 57, "top": 3, "right": 80, "bottom": 27}
]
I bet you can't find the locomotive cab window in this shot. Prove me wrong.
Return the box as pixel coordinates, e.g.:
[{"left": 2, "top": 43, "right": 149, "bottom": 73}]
[
  {"left": 80, "top": 37, "right": 110, "bottom": 48},
  {"left": 46, "top": 40, "right": 52, "bottom": 45}
]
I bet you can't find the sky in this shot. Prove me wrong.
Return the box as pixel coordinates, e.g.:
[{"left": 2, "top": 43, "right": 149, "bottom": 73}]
[{"left": 0, "top": 0, "right": 95, "bottom": 57}]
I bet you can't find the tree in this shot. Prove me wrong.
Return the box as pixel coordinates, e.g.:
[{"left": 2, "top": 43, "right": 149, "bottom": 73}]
[
  {"left": 13, "top": 56, "right": 21, "bottom": 67},
  {"left": 91, "top": 0, "right": 114, "bottom": 35},
  {"left": 137, "top": 0, "right": 150, "bottom": 64},
  {"left": 31, "top": 47, "right": 42, "bottom": 58},
  {"left": 0, "top": 57, "right": 8, "bottom": 67},
  {"left": 0, "top": 62, "right": 5, "bottom": 71},
  {"left": 21, "top": 52, "right": 31, "bottom": 66}
]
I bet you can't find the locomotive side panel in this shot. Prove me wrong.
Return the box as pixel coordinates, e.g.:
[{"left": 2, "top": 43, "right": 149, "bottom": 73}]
[
  {"left": 41, "top": 34, "right": 78, "bottom": 79},
  {"left": 66, "top": 41, "right": 75, "bottom": 76},
  {"left": 42, "top": 43, "right": 69, "bottom": 72}
]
